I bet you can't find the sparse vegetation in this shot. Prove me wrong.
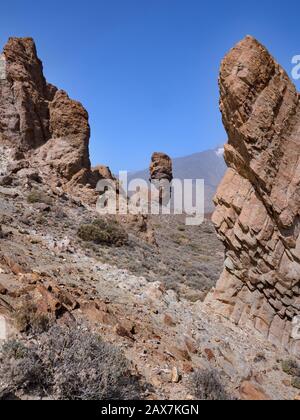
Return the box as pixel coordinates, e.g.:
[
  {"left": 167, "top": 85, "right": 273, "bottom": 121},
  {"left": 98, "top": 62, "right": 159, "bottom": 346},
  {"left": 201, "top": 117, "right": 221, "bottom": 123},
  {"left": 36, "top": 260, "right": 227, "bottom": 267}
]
[
  {"left": 292, "top": 377, "right": 300, "bottom": 389},
  {"left": 0, "top": 340, "right": 49, "bottom": 397},
  {"left": 14, "top": 301, "right": 51, "bottom": 334},
  {"left": 190, "top": 369, "right": 231, "bottom": 400},
  {"left": 281, "top": 359, "right": 300, "bottom": 389},
  {"left": 27, "top": 190, "right": 53, "bottom": 205},
  {"left": 0, "top": 325, "right": 142, "bottom": 400},
  {"left": 36, "top": 215, "right": 48, "bottom": 226},
  {"left": 281, "top": 359, "right": 300, "bottom": 377},
  {"left": 78, "top": 218, "right": 128, "bottom": 247}
]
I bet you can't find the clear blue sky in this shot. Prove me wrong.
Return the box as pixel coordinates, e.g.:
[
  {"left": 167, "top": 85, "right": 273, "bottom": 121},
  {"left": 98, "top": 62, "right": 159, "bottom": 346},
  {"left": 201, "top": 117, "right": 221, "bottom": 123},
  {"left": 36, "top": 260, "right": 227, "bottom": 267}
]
[{"left": 1, "top": 0, "right": 299, "bottom": 172}]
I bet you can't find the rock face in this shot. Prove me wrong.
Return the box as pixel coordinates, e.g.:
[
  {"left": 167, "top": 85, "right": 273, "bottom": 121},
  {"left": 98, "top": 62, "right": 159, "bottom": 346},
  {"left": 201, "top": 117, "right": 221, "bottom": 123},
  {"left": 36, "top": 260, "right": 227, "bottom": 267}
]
[
  {"left": 207, "top": 36, "right": 300, "bottom": 355},
  {"left": 0, "top": 38, "right": 53, "bottom": 151},
  {"left": 150, "top": 152, "right": 173, "bottom": 183},
  {"left": 0, "top": 37, "right": 106, "bottom": 189}
]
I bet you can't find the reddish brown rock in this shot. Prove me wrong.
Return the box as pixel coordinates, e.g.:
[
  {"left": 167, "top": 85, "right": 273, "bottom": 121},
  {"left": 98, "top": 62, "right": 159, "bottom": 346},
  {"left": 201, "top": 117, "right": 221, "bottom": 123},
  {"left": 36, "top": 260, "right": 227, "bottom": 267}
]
[
  {"left": 239, "top": 381, "right": 271, "bottom": 401},
  {"left": 114, "top": 323, "right": 135, "bottom": 341},
  {"left": 0, "top": 37, "right": 108, "bottom": 191},
  {"left": 92, "top": 165, "right": 114, "bottom": 181},
  {"left": 204, "top": 348, "right": 215, "bottom": 362},
  {"left": 35, "top": 90, "right": 91, "bottom": 180},
  {"left": 1, "top": 38, "right": 52, "bottom": 151},
  {"left": 206, "top": 36, "right": 300, "bottom": 356},
  {"left": 150, "top": 152, "right": 173, "bottom": 183}
]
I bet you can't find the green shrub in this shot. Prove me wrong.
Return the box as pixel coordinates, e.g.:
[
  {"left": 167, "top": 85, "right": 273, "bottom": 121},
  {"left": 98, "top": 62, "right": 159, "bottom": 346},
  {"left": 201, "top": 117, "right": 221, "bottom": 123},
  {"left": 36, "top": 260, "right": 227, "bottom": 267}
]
[
  {"left": 27, "top": 190, "right": 53, "bottom": 205},
  {"left": 78, "top": 218, "right": 128, "bottom": 247},
  {"left": 281, "top": 359, "right": 300, "bottom": 377}
]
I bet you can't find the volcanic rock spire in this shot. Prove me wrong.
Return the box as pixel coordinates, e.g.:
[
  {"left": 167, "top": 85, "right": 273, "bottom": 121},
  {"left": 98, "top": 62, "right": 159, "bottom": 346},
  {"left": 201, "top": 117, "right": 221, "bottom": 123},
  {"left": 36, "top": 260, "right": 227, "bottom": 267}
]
[{"left": 207, "top": 36, "right": 300, "bottom": 355}]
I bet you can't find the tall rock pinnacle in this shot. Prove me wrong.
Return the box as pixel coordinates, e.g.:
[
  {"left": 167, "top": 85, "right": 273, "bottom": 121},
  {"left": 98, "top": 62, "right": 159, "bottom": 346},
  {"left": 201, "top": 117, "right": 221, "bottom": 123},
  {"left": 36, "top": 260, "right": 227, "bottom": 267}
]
[
  {"left": 207, "top": 36, "right": 300, "bottom": 355},
  {"left": 150, "top": 152, "right": 173, "bottom": 183}
]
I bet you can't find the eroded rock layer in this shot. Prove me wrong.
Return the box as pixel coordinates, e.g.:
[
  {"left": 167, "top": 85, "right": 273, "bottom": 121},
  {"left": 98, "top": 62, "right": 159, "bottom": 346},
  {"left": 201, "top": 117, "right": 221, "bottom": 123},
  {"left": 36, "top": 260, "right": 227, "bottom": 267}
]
[{"left": 207, "top": 36, "right": 300, "bottom": 355}]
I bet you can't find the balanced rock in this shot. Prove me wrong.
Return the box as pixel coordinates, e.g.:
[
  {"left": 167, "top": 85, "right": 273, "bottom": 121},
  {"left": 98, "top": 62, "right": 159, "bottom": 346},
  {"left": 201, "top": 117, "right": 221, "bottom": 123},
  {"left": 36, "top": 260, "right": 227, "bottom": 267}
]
[
  {"left": 206, "top": 36, "right": 300, "bottom": 356},
  {"left": 150, "top": 152, "right": 173, "bottom": 183}
]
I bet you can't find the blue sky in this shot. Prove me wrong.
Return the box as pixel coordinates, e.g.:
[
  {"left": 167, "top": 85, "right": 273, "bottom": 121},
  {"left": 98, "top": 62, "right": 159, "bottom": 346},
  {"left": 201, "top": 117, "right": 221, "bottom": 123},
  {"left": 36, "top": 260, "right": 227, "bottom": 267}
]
[{"left": 1, "top": 0, "right": 300, "bottom": 172}]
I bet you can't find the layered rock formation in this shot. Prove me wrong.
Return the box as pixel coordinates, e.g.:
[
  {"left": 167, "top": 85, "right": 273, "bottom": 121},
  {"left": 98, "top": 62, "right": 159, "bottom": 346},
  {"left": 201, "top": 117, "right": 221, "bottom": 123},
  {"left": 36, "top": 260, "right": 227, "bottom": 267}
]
[
  {"left": 207, "top": 36, "right": 300, "bottom": 355},
  {"left": 0, "top": 37, "right": 109, "bottom": 192}
]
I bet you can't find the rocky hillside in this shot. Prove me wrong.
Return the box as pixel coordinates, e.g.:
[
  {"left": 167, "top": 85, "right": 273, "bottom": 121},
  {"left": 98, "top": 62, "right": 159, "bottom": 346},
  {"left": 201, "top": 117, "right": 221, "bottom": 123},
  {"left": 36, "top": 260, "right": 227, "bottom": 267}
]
[{"left": 0, "top": 37, "right": 299, "bottom": 401}]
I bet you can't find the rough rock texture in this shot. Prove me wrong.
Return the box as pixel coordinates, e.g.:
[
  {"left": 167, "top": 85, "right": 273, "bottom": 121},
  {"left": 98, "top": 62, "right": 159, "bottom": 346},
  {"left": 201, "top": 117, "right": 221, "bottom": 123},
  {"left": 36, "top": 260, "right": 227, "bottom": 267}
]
[
  {"left": 0, "top": 37, "right": 106, "bottom": 190},
  {"left": 150, "top": 152, "right": 173, "bottom": 183},
  {"left": 34, "top": 89, "right": 91, "bottom": 180},
  {"left": 0, "top": 38, "right": 53, "bottom": 151},
  {"left": 0, "top": 182, "right": 298, "bottom": 400},
  {"left": 207, "top": 36, "right": 300, "bottom": 355}
]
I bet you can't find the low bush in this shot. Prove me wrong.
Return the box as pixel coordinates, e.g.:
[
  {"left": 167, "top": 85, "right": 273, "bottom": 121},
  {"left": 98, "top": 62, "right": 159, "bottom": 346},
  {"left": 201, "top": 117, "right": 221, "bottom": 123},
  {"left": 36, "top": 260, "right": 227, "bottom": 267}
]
[
  {"left": 281, "top": 359, "right": 300, "bottom": 390},
  {"left": 78, "top": 218, "right": 128, "bottom": 247},
  {"left": 14, "top": 301, "right": 51, "bottom": 334},
  {"left": 190, "top": 369, "right": 231, "bottom": 400},
  {"left": 0, "top": 325, "right": 141, "bottom": 400},
  {"left": 27, "top": 190, "right": 53, "bottom": 205},
  {"left": 281, "top": 359, "right": 300, "bottom": 377}
]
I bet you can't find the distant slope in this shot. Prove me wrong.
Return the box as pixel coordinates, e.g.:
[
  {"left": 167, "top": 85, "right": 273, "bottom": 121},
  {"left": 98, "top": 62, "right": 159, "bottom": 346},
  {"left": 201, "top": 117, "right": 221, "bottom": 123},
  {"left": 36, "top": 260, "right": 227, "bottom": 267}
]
[{"left": 128, "top": 147, "right": 227, "bottom": 213}]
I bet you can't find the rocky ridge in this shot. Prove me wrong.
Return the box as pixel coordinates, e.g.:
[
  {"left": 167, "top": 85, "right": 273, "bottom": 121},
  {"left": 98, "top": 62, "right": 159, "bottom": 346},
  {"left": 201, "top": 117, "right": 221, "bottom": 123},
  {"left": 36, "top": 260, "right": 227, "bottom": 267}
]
[{"left": 0, "top": 37, "right": 111, "bottom": 198}]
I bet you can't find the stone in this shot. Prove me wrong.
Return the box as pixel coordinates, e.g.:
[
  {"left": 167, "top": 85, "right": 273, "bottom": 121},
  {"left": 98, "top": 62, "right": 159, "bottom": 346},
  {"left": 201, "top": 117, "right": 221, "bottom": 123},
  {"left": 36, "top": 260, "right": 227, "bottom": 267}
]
[
  {"left": 0, "top": 315, "right": 8, "bottom": 341},
  {"left": 206, "top": 35, "right": 300, "bottom": 355},
  {"left": 204, "top": 348, "right": 215, "bottom": 361},
  {"left": 0, "top": 283, "right": 7, "bottom": 295},
  {"left": 239, "top": 381, "right": 271, "bottom": 400},
  {"left": 168, "top": 346, "right": 191, "bottom": 362},
  {"left": 17, "top": 168, "right": 42, "bottom": 183},
  {"left": 171, "top": 367, "right": 181, "bottom": 383},
  {"left": 184, "top": 336, "right": 198, "bottom": 354},
  {"left": 150, "top": 152, "right": 173, "bottom": 183},
  {"left": 0, "top": 175, "right": 13, "bottom": 186},
  {"left": 114, "top": 324, "right": 135, "bottom": 341},
  {"left": 164, "top": 314, "right": 177, "bottom": 327},
  {"left": 36, "top": 90, "right": 90, "bottom": 180}
]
